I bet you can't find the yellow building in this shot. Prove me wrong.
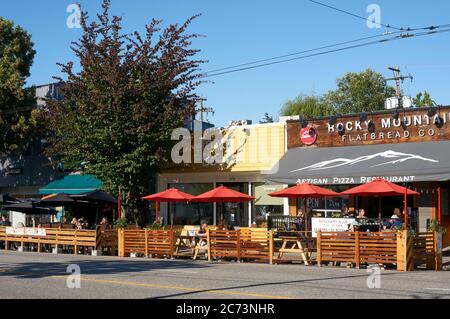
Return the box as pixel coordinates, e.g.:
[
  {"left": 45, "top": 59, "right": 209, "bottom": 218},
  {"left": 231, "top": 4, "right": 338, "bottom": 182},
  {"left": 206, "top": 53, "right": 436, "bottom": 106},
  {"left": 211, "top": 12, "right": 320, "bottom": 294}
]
[{"left": 158, "top": 121, "right": 287, "bottom": 227}]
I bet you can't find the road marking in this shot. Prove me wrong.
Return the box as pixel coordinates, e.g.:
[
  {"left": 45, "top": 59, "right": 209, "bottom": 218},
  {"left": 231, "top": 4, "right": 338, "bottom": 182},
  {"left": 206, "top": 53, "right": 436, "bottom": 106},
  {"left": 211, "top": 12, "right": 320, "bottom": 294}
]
[
  {"left": 156, "top": 269, "right": 199, "bottom": 274},
  {"left": 425, "top": 288, "right": 450, "bottom": 292},
  {"left": 50, "top": 275, "right": 295, "bottom": 299}
]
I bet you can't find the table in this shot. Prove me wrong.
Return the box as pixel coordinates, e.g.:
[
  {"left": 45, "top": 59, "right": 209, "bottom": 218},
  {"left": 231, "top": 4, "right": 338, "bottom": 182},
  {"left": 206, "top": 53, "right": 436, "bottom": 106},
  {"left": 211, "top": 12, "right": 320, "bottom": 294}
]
[
  {"left": 276, "top": 236, "right": 314, "bottom": 265},
  {"left": 174, "top": 234, "right": 208, "bottom": 259}
]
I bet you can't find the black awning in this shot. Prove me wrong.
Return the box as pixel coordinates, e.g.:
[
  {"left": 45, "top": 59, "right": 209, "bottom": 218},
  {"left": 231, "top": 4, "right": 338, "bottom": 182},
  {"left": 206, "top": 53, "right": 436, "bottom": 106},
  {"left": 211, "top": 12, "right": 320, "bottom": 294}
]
[{"left": 266, "top": 141, "right": 450, "bottom": 185}]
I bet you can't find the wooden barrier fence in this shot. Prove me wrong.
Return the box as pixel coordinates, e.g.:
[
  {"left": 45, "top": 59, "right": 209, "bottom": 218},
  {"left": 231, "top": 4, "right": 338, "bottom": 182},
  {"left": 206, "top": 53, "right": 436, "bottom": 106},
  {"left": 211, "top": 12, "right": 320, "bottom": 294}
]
[
  {"left": 0, "top": 226, "right": 116, "bottom": 254},
  {"left": 318, "top": 230, "right": 442, "bottom": 271},
  {"left": 117, "top": 229, "right": 174, "bottom": 258},
  {"left": 400, "top": 232, "right": 442, "bottom": 271},
  {"left": 207, "top": 228, "right": 273, "bottom": 264},
  {"left": 317, "top": 231, "right": 398, "bottom": 269}
]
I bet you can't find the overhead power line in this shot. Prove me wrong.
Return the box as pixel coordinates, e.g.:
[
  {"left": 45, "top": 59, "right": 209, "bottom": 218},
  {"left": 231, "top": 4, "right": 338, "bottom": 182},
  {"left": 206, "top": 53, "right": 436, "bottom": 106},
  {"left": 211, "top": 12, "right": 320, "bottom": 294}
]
[
  {"left": 307, "top": 0, "right": 448, "bottom": 32},
  {"left": 203, "top": 21, "right": 450, "bottom": 76},
  {"left": 204, "top": 30, "right": 403, "bottom": 75},
  {"left": 201, "top": 27, "right": 450, "bottom": 78},
  {"left": 307, "top": 0, "right": 404, "bottom": 31}
]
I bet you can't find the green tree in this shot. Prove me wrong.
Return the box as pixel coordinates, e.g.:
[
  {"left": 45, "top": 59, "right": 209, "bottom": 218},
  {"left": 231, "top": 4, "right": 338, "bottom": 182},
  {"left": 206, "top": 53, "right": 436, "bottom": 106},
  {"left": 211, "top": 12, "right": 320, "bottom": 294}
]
[
  {"left": 43, "top": 0, "right": 204, "bottom": 224},
  {"left": 0, "top": 17, "right": 37, "bottom": 153},
  {"left": 413, "top": 91, "right": 434, "bottom": 107},
  {"left": 280, "top": 94, "right": 334, "bottom": 118},
  {"left": 259, "top": 112, "right": 274, "bottom": 123},
  {"left": 326, "top": 69, "right": 395, "bottom": 114}
]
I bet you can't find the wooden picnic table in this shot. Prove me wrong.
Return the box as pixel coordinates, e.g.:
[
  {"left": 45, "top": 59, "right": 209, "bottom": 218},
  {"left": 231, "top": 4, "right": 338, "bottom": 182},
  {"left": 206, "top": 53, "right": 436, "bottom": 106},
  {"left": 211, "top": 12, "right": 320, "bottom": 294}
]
[
  {"left": 276, "top": 235, "right": 314, "bottom": 265},
  {"left": 174, "top": 233, "right": 208, "bottom": 259}
]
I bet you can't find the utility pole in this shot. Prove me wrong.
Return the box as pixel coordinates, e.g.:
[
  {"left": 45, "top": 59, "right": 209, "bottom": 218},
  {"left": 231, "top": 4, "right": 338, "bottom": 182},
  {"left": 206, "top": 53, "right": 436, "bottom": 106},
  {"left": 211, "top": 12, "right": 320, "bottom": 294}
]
[
  {"left": 194, "top": 97, "right": 214, "bottom": 122},
  {"left": 385, "top": 66, "right": 413, "bottom": 98}
]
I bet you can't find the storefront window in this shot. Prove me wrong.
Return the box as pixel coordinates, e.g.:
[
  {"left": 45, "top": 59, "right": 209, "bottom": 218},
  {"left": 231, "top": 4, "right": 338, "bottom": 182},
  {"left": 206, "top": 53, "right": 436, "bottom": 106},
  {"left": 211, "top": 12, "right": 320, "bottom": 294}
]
[
  {"left": 221, "top": 183, "right": 249, "bottom": 228},
  {"left": 253, "top": 183, "right": 284, "bottom": 227},
  {"left": 168, "top": 183, "right": 214, "bottom": 225},
  {"left": 298, "top": 185, "right": 349, "bottom": 218}
]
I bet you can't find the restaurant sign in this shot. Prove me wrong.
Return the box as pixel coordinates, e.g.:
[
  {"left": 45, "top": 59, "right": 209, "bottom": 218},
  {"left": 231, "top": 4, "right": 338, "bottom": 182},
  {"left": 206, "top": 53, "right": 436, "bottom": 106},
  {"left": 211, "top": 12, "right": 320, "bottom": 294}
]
[
  {"left": 300, "top": 124, "right": 317, "bottom": 145},
  {"left": 327, "top": 112, "right": 449, "bottom": 143},
  {"left": 311, "top": 218, "right": 355, "bottom": 237},
  {"left": 6, "top": 227, "right": 47, "bottom": 237}
]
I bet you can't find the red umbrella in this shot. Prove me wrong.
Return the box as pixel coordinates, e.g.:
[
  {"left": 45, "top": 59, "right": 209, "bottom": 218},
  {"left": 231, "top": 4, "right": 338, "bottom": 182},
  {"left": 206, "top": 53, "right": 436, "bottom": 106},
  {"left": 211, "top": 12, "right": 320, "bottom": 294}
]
[
  {"left": 190, "top": 186, "right": 255, "bottom": 203},
  {"left": 340, "top": 178, "right": 419, "bottom": 228},
  {"left": 269, "top": 183, "right": 339, "bottom": 232},
  {"left": 268, "top": 183, "right": 339, "bottom": 198},
  {"left": 142, "top": 188, "right": 195, "bottom": 224},
  {"left": 340, "top": 178, "right": 419, "bottom": 197},
  {"left": 190, "top": 186, "right": 255, "bottom": 226}
]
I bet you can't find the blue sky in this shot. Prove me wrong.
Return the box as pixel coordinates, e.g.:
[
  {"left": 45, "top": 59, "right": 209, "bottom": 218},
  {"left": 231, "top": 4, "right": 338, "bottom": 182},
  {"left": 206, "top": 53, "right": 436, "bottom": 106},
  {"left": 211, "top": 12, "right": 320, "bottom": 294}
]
[{"left": 2, "top": 0, "right": 450, "bottom": 126}]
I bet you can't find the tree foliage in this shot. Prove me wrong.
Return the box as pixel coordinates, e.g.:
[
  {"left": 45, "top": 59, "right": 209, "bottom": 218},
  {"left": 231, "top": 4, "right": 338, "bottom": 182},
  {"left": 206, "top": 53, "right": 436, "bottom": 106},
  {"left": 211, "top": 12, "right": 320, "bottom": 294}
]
[
  {"left": 413, "top": 90, "right": 434, "bottom": 107},
  {"left": 259, "top": 112, "right": 274, "bottom": 123},
  {"left": 326, "top": 69, "right": 395, "bottom": 114},
  {"left": 43, "top": 0, "right": 204, "bottom": 223},
  {"left": 280, "top": 94, "right": 334, "bottom": 118},
  {"left": 280, "top": 69, "right": 397, "bottom": 118},
  {"left": 0, "top": 17, "right": 37, "bottom": 153}
]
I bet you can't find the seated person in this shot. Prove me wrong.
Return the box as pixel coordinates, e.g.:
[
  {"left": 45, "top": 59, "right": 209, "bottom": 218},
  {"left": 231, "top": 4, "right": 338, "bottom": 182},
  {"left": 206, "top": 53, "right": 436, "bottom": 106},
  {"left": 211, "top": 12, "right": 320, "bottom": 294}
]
[
  {"left": 391, "top": 219, "right": 404, "bottom": 230},
  {"left": 341, "top": 205, "right": 348, "bottom": 218},
  {"left": 351, "top": 220, "right": 360, "bottom": 232},
  {"left": 357, "top": 209, "right": 367, "bottom": 219},
  {"left": 382, "top": 220, "right": 392, "bottom": 231},
  {"left": 196, "top": 221, "right": 208, "bottom": 236},
  {"left": 346, "top": 208, "right": 356, "bottom": 218},
  {"left": 391, "top": 208, "right": 402, "bottom": 219},
  {"left": 216, "top": 219, "right": 226, "bottom": 230}
]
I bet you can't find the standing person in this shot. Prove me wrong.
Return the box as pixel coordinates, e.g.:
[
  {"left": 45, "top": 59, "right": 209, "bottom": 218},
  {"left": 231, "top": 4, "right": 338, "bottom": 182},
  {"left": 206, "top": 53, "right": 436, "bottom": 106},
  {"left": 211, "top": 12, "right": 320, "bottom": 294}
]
[{"left": 0, "top": 215, "right": 11, "bottom": 226}]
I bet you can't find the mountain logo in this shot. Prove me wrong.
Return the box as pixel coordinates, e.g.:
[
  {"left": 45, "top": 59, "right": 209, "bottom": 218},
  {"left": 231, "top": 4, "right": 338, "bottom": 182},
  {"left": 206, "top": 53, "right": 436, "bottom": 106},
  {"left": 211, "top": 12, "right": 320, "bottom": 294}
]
[{"left": 291, "top": 150, "right": 439, "bottom": 172}]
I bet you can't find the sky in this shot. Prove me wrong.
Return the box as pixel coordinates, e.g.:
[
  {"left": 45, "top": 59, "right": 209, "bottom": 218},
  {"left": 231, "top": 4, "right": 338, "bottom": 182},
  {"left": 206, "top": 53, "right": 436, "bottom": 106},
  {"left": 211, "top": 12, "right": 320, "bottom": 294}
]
[{"left": 2, "top": 0, "right": 450, "bottom": 126}]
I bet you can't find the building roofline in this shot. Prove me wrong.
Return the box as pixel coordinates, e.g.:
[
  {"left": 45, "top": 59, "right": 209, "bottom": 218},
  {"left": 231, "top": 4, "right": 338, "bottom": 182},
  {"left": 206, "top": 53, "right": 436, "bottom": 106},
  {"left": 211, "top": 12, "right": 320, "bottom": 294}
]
[{"left": 283, "top": 105, "right": 450, "bottom": 123}]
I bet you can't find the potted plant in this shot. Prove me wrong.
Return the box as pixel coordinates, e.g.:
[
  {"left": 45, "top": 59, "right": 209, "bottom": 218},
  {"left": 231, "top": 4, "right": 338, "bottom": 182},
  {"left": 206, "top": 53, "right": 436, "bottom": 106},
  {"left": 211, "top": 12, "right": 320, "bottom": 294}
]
[
  {"left": 427, "top": 219, "right": 447, "bottom": 234},
  {"left": 114, "top": 217, "right": 128, "bottom": 229}
]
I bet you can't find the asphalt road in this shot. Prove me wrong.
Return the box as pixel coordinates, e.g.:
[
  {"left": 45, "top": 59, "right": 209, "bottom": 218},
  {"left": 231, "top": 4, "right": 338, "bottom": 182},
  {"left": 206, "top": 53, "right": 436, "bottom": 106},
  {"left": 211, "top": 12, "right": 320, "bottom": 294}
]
[{"left": 0, "top": 251, "right": 449, "bottom": 299}]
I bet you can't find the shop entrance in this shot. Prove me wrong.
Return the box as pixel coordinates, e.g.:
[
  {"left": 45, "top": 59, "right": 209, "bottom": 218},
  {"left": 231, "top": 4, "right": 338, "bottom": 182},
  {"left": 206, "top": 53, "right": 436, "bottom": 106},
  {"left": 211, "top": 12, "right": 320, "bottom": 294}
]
[{"left": 220, "top": 183, "right": 249, "bottom": 228}]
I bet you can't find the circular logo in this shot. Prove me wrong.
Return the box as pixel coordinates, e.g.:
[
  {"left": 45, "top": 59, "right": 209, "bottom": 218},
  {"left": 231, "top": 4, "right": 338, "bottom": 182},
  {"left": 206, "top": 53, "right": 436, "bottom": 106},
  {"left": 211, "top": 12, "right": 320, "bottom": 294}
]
[{"left": 300, "top": 124, "right": 317, "bottom": 145}]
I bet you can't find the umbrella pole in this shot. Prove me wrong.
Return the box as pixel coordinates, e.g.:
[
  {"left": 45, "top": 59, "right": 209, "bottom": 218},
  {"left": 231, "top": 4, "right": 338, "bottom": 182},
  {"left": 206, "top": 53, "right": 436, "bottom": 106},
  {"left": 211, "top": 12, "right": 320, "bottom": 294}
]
[
  {"left": 155, "top": 201, "right": 159, "bottom": 224},
  {"left": 378, "top": 197, "right": 382, "bottom": 232},
  {"left": 438, "top": 187, "right": 441, "bottom": 225},
  {"left": 304, "top": 198, "right": 308, "bottom": 233},
  {"left": 171, "top": 203, "right": 174, "bottom": 227},
  {"left": 404, "top": 186, "right": 407, "bottom": 229}
]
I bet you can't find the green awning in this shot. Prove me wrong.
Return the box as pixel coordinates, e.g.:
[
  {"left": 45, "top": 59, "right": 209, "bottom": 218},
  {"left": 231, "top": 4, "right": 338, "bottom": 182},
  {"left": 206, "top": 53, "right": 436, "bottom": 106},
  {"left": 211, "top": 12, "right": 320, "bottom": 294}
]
[{"left": 39, "top": 174, "right": 102, "bottom": 195}]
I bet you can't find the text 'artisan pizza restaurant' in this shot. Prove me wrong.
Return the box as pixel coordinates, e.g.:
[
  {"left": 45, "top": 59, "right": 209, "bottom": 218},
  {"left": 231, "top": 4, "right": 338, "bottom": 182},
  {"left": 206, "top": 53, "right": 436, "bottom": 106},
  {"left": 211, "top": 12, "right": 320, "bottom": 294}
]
[{"left": 267, "top": 106, "right": 450, "bottom": 248}]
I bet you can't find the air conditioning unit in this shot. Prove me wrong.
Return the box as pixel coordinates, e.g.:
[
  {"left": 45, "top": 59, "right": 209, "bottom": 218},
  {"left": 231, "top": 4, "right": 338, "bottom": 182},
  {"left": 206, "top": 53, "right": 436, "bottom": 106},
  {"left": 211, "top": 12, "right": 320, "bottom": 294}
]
[
  {"left": 385, "top": 97, "right": 399, "bottom": 110},
  {"left": 402, "top": 96, "right": 413, "bottom": 108}
]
